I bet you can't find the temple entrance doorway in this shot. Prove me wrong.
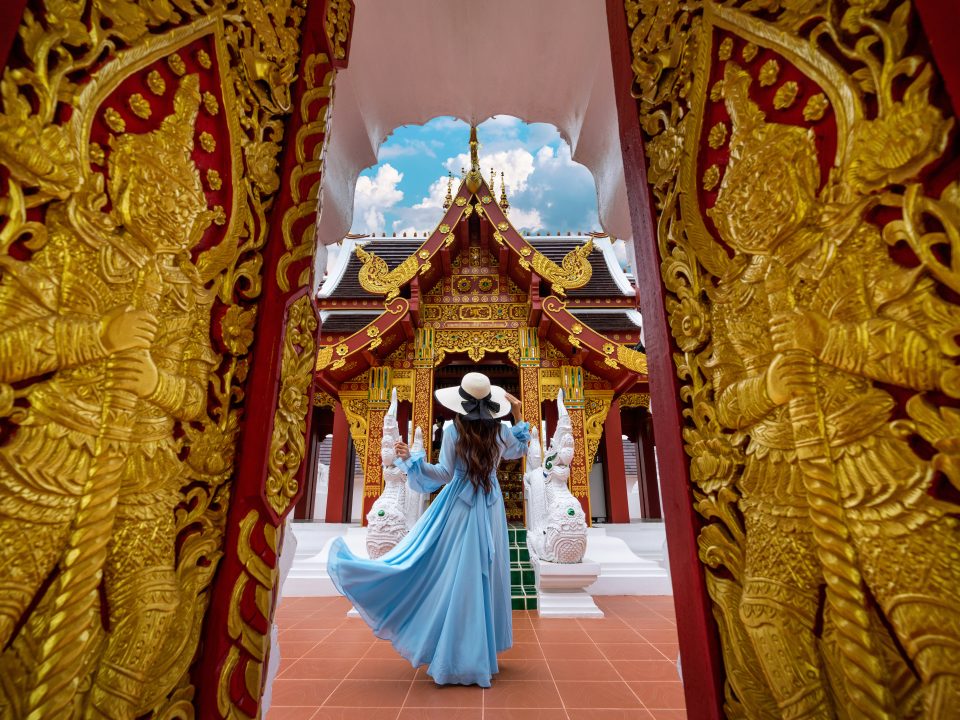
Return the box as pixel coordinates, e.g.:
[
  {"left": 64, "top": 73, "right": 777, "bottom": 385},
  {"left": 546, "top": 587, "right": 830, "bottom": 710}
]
[{"left": 432, "top": 357, "right": 524, "bottom": 524}]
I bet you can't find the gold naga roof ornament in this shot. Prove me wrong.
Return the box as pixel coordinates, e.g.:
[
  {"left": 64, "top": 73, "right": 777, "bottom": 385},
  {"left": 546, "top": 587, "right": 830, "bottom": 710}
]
[
  {"left": 355, "top": 244, "right": 419, "bottom": 301},
  {"left": 529, "top": 236, "right": 594, "bottom": 296}
]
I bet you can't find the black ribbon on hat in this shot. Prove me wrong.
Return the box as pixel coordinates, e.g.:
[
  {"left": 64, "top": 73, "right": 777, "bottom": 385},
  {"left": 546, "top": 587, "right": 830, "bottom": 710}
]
[{"left": 459, "top": 387, "right": 500, "bottom": 420}]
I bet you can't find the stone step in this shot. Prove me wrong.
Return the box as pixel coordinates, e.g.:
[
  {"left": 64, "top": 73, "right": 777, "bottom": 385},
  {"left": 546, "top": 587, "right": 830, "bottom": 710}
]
[{"left": 508, "top": 524, "right": 536, "bottom": 609}]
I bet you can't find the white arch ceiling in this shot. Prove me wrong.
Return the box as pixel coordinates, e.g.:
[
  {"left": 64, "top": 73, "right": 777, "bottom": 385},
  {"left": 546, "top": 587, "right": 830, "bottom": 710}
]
[{"left": 314, "top": 0, "right": 631, "bottom": 271}]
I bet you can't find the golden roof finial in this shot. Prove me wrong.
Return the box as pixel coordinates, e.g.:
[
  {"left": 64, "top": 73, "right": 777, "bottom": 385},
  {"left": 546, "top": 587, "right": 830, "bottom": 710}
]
[
  {"left": 465, "top": 125, "right": 481, "bottom": 193},
  {"left": 499, "top": 171, "right": 510, "bottom": 215},
  {"left": 489, "top": 167, "right": 496, "bottom": 196},
  {"left": 443, "top": 171, "right": 453, "bottom": 210}
]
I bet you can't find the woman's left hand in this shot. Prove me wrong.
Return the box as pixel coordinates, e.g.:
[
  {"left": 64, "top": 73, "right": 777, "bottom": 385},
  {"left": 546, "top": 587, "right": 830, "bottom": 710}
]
[
  {"left": 394, "top": 441, "right": 410, "bottom": 460},
  {"left": 503, "top": 391, "right": 522, "bottom": 420}
]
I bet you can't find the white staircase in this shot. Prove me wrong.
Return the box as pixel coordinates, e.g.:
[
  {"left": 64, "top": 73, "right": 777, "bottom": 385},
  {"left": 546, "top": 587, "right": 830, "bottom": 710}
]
[
  {"left": 281, "top": 522, "right": 367, "bottom": 597},
  {"left": 584, "top": 526, "right": 672, "bottom": 595}
]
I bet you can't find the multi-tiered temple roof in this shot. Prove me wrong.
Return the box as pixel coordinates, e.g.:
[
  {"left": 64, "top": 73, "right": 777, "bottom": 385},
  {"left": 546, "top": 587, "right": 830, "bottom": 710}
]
[{"left": 314, "top": 128, "right": 647, "bottom": 396}]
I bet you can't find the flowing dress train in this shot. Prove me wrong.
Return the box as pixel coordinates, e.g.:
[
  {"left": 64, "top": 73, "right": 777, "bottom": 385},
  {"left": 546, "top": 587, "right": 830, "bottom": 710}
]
[{"left": 327, "top": 420, "right": 531, "bottom": 687}]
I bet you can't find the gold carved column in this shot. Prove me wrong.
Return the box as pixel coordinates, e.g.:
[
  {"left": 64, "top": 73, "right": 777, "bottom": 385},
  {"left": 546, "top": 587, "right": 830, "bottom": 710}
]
[
  {"left": 361, "top": 366, "right": 391, "bottom": 522},
  {"left": 412, "top": 329, "right": 435, "bottom": 458},
  {"left": 518, "top": 328, "right": 542, "bottom": 439},
  {"left": 583, "top": 390, "right": 613, "bottom": 476},
  {"left": 561, "top": 365, "right": 591, "bottom": 522}
]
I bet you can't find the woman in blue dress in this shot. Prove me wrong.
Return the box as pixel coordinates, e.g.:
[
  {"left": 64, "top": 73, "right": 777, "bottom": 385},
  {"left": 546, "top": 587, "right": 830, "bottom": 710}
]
[{"left": 327, "top": 371, "right": 531, "bottom": 687}]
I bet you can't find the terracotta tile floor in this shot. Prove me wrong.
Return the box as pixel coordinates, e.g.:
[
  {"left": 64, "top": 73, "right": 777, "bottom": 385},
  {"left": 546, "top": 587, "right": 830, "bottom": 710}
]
[{"left": 267, "top": 595, "right": 686, "bottom": 720}]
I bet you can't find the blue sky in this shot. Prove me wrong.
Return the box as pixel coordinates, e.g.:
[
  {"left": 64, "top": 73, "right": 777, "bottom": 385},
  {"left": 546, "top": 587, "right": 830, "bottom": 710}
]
[{"left": 349, "top": 116, "right": 603, "bottom": 236}]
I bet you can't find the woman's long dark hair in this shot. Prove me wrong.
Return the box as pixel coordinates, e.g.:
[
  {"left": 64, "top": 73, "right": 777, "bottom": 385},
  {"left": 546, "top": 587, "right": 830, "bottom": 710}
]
[{"left": 453, "top": 414, "right": 503, "bottom": 494}]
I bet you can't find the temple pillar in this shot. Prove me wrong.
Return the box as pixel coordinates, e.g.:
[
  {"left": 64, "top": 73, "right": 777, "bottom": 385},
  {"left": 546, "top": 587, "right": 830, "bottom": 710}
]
[
  {"left": 519, "top": 328, "right": 542, "bottom": 439},
  {"left": 602, "top": 399, "right": 630, "bottom": 523},
  {"left": 636, "top": 408, "right": 662, "bottom": 520},
  {"left": 561, "top": 365, "right": 591, "bottom": 522},
  {"left": 325, "top": 403, "right": 353, "bottom": 523},
  {"left": 412, "top": 329, "right": 435, "bottom": 457},
  {"left": 361, "top": 367, "right": 392, "bottom": 522}
]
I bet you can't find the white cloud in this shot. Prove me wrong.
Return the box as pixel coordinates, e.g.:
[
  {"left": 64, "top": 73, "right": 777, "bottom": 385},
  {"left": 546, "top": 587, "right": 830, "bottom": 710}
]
[
  {"left": 508, "top": 208, "right": 543, "bottom": 233},
  {"left": 443, "top": 148, "right": 536, "bottom": 194},
  {"left": 378, "top": 139, "right": 438, "bottom": 160},
  {"left": 351, "top": 164, "right": 404, "bottom": 233},
  {"left": 349, "top": 117, "right": 603, "bottom": 241},
  {"left": 413, "top": 174, "right": 453, "bottom": 209}
]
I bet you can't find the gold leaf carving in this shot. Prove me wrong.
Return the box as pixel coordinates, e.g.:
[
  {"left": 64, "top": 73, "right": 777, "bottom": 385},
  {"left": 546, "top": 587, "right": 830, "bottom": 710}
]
[{"left": 265, "top": 296, "right": 317, "bottom": 516}]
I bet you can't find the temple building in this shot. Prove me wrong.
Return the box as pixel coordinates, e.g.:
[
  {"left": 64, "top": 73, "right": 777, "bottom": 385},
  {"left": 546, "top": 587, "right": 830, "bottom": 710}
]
[{"left": 299, "top": 148, "right": 659, "bottom": 531}]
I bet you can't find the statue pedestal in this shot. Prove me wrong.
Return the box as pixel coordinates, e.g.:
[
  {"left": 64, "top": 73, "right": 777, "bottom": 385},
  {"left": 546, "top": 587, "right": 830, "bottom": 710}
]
[{"left": 530, "top": 554, "right": 603, "bottom": 618}]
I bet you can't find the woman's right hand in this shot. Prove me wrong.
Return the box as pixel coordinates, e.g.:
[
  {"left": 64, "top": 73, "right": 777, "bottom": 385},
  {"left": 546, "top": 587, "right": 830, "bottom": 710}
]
[
  {"left": 394, "top": 441, "right": 410, "bottom": 460},
  {"left": 503, "top": 391, "right": 522, "bottom": 420}
]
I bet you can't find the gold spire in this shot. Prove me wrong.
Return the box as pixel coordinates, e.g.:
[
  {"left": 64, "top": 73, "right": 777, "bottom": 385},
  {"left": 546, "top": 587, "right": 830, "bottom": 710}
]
[
  {"left": 443, "top": 171, "right": 453, "bottom": 210},
  {"left": 489, "top": 167, "right": 496, "bottom": 197},
  {"left": 465, "top": 125, "right": 481, "bottom": 193},
  {"left": 499, "top": 171, "right": 510, "bottom": 215}
]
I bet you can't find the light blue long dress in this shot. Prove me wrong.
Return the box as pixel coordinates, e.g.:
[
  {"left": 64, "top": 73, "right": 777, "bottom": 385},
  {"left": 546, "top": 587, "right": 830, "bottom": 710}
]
[{"left": 327, "top": 420, "right": 531, "bottom": 687}]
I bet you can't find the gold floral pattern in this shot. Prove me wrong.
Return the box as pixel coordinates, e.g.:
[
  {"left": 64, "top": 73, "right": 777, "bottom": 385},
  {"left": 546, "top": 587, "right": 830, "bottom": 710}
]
[
  {"left": 147, "top": 70, "right": 166, "bottom": 95},
  {"left": 104, "top": 107, "right": 125, "bottom": 132},
  {"left": 803, "top": 92, "right": 829, "bottom": 121},
  {"left": 128, "top": 93, "right": 151, "bottom": 119},
  {"left": 167, "top": 53, "right": 186, "bottom": 76},
  {"left": 702, "top": 164, "right": 720, "bottom": 191},
  {"left": 202, "top": 91, "right": 219, "bottom": 115},
  {"left": 759, "top": 58, "right": 779, "bottom": 86},
  {"left": 773, "top": 81, "right": 799, "bottom": 109},
  {"left": 708, "top": 122, "right": 728, "bottom": 148}
]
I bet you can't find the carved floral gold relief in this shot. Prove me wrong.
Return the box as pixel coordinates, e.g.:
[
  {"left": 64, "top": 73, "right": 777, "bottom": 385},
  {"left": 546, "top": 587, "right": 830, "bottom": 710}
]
[
  {"left": 0, "top": 0, "right": 305, "bottom": 717},
  {"left": 626, "top": 0, "right": 960, "bottom": 716}
]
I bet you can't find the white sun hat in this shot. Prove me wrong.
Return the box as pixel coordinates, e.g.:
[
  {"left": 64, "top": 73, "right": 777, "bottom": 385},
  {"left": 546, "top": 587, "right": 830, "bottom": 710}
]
[{"left": 434, "top": 371, "right": 511, "bottom": 420}]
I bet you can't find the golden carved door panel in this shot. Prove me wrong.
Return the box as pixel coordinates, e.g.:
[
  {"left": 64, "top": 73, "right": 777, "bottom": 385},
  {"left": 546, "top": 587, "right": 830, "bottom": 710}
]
[
  {"left": 0, "top": 2, "right": 311, "bottom": 717},
  {"left": 624, "top": 0, "right": 960, "bottom": 716}
]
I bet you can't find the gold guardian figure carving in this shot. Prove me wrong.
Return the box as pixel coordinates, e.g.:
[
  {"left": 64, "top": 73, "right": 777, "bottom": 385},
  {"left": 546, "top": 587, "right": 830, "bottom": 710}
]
[
  {"left": 0, "top": 74, "right": 217, "bottom": 718},
  {"left": 709, "top": 60, "right": 960, "bottom": 720}
]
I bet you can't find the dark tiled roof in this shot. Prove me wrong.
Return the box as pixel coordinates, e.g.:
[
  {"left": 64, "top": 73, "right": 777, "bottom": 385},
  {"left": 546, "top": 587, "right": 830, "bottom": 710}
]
[
  {"left": 324, "top": 237, "right": 630, "bottom": 299},
  {"left": 528, "top": 238, "right": 629, "bottom": 297},
  {"left": 571, "top": 310, "right": 642, "bottom": 334},
  {"left": 321, "top": 312, "right": 380, "bottom": 334},
  {"left": 330, "top": 240, "right": 422, "bottom": 298}
]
